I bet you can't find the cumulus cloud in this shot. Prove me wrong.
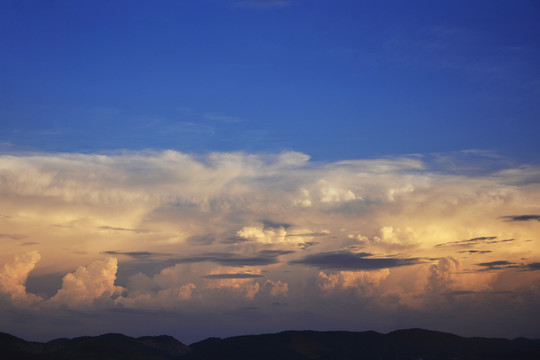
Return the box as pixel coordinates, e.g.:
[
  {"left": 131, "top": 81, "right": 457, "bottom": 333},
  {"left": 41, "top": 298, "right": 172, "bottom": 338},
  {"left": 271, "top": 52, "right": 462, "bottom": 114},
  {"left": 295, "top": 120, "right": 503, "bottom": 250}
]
[
  {"left": 236, "top": 224, "right": 287, "bottom": 244},
  {"left": 1, "top": 150, "right": 540, "bottom": 330},
  {"left": 0, "top": 251, "right": 42, "bottom": 305},
  {"left": 117, "top": 264, "right": 196, "bottom": 309},
  {"left": 264, "top": 279, "right": 288, "bottom": 297},
  {"left": 49, "top": 257, "right": 124, "bottom": 309},
  {"left": 425, "top": 257, "right": 460, "bottom": 294},
  {"left": 318, "top": 269, "right": 390, "bottom": 294}
]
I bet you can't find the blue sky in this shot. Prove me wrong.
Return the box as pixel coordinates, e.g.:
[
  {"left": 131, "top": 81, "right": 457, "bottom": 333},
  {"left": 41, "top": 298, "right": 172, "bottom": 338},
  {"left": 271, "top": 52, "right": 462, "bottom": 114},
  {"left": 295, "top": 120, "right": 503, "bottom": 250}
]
[
  {"left": 2, "top": 0, "right": 539, "bottom": 161},
  {"left": 1, "top": 0, "right": 540, "bottom": 344}
]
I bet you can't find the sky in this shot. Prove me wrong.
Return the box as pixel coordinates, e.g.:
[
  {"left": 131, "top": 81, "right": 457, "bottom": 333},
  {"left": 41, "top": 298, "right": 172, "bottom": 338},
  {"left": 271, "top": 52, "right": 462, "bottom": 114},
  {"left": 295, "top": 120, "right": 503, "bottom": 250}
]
[{"left": 1, "top": 0, "right": 540, "bottom": 344}]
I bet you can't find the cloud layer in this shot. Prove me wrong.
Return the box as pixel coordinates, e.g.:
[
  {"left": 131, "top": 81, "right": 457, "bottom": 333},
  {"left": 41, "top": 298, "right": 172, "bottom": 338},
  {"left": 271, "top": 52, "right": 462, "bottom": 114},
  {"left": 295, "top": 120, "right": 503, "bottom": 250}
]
[{"left": 1, "top": 150, "right": 539, "bottom": 339}]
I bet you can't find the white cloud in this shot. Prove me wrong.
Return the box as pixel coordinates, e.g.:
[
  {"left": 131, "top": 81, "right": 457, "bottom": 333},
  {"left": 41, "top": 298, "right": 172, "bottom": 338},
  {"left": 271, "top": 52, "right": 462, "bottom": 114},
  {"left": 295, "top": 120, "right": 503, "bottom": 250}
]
[
  {"left": 318, "top": 269, "right": 390, "bottom": 294},
  {"left": 236, "top": 224, "right": 287, "bottom": 244},
  {"left": 49, "top": 257, "right": 124, "bottom": 309},
  {"left": 0, "top": 150, "right": 539, "bottom": 325},
  {"left": 0, "top": 251, "right": 42, "bottom": 306}
]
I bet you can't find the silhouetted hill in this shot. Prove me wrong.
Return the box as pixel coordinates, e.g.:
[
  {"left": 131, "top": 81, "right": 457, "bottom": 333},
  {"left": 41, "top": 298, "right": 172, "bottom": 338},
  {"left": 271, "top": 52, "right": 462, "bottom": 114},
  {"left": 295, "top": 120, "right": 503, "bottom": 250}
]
[
  {"left": 185, "top": 328, "right": 540, "bottom": 360},
  {"left": 1, "top": 328, "right": 539, "bottom": 359},
  {"left": 0, "top": 331, "right": 190, "bottom": 359}
]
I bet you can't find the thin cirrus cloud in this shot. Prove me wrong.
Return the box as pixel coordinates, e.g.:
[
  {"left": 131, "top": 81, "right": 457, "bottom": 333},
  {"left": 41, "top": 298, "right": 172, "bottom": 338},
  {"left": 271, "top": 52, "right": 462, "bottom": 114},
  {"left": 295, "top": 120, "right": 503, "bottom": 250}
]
[{"left": 435, "top": 236, "right": 514, "bottom": 248}]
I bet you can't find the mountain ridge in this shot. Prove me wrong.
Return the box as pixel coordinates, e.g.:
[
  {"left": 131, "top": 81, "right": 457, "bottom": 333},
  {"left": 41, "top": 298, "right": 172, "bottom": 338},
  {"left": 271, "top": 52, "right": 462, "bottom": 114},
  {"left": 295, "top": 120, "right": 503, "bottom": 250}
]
[{"left": 1, "top": 328, "right": 539, "bottom": 359}]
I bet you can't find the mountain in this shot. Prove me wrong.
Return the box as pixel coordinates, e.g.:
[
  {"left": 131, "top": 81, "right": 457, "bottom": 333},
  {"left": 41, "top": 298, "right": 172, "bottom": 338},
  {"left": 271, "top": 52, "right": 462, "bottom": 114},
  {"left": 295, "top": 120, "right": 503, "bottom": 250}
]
[
  {"left": 0, "top": 332, "right": 190, "bottom": 360},
  {"left": 184, "top": 329, "right": 540, "bottom": 360},
  {"left": 1, "top": 328, "right": 539, "bottom": 360}
]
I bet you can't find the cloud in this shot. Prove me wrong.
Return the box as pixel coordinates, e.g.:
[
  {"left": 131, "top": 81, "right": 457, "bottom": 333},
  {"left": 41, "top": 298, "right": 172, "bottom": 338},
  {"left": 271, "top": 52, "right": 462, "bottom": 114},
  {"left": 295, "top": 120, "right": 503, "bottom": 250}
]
[
  {"left": 458, "top": 250, "right": 492, "bottom": 254},
  {"left": 291, "top": 251, "right": 421, "bottom": 270},
  {"left": 20, "top": 242, "right": 40, "bottom": 246},
  {"left": 0, "top": 251, "right": 42, "bottom": 305},
  {"left": 318, "top": 269, "right": 390, "bottom": 294},
  {"left": 237, "top": 224, "right": 287, "bottom": 244},
  {"left": 475, "top": 260, "right": 519, "bottom": 271},
  {"left": 425, "top": 257, "right": 460, "bottom": 293},
  {"left": 1, "top": 150, "right": 540, "bottom": 334},
  {"left": 202, "top": 113, "right": 242, "bottom": 123},
  {"left": 435, "top": 236, "right": 514, "bottom": 248},
  {"left": 49, "top": 257, "right": 124, "bottom": 309},
  {"left": 473, "top": 260, "right": 539, "bottom": 271},
  {"left": 115, "top": 264, "right": 196, "bottom": 309},
  {"left": 263, "top": 279, "right": 288, "bottom": 297},
  {"left": 98, "top": 226, "right": 149, "bottom": 233},
  {"left": 0, "top": 233, "right": 26, "bottom": 240},
  {"left": 187, "top": 235, "right": 216, "bottom": 245},
  {"left": 203, "top": 273, "right": 264, "bottom": 279},
  {"left": 202, "top": 268, "right": 263, "bottom": 300},
  {"left": 501, "top": 215, "right": 540, "bottom": 222},
  {"left": 166, "top": 250, "right": 290, "bottom": 267},
  {"left": 103, "top": 250, "right": 166, "bottom": 259}
]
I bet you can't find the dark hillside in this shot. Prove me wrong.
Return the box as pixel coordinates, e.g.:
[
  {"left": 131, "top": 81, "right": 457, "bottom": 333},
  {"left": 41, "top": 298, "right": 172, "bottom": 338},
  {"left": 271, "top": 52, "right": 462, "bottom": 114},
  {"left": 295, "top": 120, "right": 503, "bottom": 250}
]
[{"left": 1, "top": 328, "right": 539, "bottom": 360}]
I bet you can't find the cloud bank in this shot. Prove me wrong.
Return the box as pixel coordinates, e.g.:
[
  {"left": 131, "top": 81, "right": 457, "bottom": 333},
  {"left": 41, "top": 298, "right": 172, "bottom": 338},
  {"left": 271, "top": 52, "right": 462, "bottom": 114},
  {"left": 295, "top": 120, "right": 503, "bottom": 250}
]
[{"left": 0, "top": 150, "right": 539, "bottom": 339}]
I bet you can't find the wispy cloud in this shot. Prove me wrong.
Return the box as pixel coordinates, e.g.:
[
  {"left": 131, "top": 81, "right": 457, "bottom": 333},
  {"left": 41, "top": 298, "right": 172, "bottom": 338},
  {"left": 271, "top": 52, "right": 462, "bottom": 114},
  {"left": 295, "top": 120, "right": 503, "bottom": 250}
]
[
  {"left": 0, "top": 233, "right": 26, "bottom": 240},
  {"left": 102, "top": 251, "right": 167, "bottom": 259},
  {"left": 98, "top": 226, "right": 150, "bottom": 233},
  {"left": 501, "top": 215, "right": 540, "bottom": 222},
  {"left": 202, "top": 112, "right": 243, "bottom": 123},
  {"left": 436, "top": 237, "right": 514, "bottom": 248}
]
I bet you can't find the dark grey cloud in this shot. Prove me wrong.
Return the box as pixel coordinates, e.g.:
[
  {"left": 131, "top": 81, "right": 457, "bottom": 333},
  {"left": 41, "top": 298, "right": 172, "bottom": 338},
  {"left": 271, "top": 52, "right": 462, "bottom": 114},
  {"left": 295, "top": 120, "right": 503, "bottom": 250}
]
[
  {"left": 291, "top": 251, "right": 421, "bottom": 270},
  {"left": 477, "top": 260, "right": 514, "bottom": 267},
  {"left": 458, "top": 250, "right": 492, "bottom": 254},
  {"left": 261, "top": 220, "right": 291, "bottom": 229},
  {"left": 167, "top": 250, "right": 290, "bottom": 267},
  {"left": 436, "top": 236, "right": 514, "bottom": 248},
  {"left": 203, "top": 273, "right": 264, "bottom": 279},
  {"left": 20, "top": 241, "right": 39, "bottom": 246},
  {"left": 257, "top": 250, "right": 294, "bottom": 257},
  {"left": 103, "top": 250, "right": 166, "bottom": 259},
  {"left": 474, "top": 260, "right": 540, "bottom": 272},
  {"left": 297, "top": 241, "right": 319, "bottom": 250},
  {"left": 98, "top": 226, "right": 149, "bottom": 233},
  {"left": 475, "top": 260, "right": 519, "bottom": 271},
  {"left": 500, "top": 215, "right": 540, "bottom": 222}
]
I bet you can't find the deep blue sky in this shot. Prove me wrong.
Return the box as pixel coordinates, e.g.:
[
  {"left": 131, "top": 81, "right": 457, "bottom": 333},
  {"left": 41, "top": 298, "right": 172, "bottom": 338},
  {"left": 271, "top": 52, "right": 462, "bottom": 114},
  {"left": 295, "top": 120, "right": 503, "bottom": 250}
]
[{"left": 1, "top": 0, "right": 539, "bottom": 161}]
